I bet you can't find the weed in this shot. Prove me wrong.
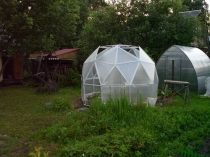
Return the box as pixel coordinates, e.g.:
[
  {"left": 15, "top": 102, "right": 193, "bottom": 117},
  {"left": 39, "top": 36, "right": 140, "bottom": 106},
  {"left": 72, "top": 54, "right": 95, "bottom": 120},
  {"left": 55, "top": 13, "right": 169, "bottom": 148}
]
[{"left": 28, "top": 147, "right": 50, "bottom": 157}]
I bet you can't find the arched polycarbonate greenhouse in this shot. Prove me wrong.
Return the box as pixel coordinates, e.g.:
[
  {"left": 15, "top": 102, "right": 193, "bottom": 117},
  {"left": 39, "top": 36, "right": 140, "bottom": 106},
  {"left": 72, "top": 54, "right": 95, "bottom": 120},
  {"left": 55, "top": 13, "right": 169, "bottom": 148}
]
[
  {"left": 81, "top": 45, "right": 159, "bottom": 105},
  {"left": 156, "top": 45, "right": 210, "bottom": 93}
]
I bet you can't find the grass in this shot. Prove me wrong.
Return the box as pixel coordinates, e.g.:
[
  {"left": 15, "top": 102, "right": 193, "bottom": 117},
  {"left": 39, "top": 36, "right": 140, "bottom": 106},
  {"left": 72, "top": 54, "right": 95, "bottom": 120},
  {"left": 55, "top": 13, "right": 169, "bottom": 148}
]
[
  {"left": 0, "top": 86, "right": 80, "bottom": 156},
  {"left": 1, "top": 86, "right": 210, "bottom": 156}
]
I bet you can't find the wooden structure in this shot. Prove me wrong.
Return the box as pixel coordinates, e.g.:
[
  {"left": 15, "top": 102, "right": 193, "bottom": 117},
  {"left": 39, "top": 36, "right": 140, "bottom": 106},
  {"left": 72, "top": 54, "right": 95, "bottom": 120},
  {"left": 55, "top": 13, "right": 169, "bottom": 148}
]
[
  {"left": 29, "top": 48, "right": 80, "bottom": 83},
  {"left": 0, "top": 53, "right": 24, "bottom": 86},
  {"left": 161, "top": 80, "right": 190, "bottom": 105}
]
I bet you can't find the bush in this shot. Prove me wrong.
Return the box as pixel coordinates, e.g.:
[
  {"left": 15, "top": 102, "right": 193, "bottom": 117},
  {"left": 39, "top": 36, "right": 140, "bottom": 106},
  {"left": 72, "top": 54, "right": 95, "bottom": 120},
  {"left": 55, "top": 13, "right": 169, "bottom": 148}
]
[
  {"left": 58, "top": 62, "right": 81, "bottom": 87},
  {"left": 52, "top": 96, "right": 73, "bottom": 111}
]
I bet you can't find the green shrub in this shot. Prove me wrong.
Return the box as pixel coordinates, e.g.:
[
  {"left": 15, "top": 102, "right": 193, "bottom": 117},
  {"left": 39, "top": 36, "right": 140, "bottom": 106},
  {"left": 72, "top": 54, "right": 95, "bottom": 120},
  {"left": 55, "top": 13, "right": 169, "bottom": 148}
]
[
  {"left": 58, "top": 62, "right": 81, "bottom": 87},
  {"left": 52, "top": 96, "right": 73, "bottom": 111}
]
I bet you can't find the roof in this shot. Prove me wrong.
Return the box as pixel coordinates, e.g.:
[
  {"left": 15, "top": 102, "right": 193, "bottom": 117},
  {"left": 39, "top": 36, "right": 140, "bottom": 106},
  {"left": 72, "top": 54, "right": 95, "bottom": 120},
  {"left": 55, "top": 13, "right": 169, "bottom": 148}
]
[
  {"left": 42, "top": 48, "right": 80, "bottom": 57},
  {"left": 179, "top": 10, "right": 202, "bottom": 18},
  {"left": 29, "top": 48, "right": 80, "bottom": 58},
  {"left": 29, "top": 58, "right": 75, "bottom": 61}
]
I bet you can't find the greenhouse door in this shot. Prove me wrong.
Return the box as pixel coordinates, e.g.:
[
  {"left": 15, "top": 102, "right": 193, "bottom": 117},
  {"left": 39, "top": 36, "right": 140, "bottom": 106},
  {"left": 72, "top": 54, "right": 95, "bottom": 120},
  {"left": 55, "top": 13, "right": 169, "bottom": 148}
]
[{"left": 165, "top": 56, "right": 182, "bottom": 81}]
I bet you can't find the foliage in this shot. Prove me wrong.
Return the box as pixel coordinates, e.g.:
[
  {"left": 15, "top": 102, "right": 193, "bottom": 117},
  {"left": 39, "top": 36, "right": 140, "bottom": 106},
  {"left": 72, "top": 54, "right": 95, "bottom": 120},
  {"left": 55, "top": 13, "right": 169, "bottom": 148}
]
[
  {"left": 178, "top": 149, "right": 207, "bottom": 157},
  {"left": 182, "top": 0, "right": 207, "bottom": 10},
  {"left": 0, "top": 86, "right": 80, "bottom": 156},
  {"left": 76, "top": 6, "right": 125, "bottom": 60},
  {"left": 35, "top": 95, "right": 210, "bottom": 156},
  {"left": 58, "top": 62, "right": 81, "bottom": 87},
  {"left": 1, "top": 87, "right": 210, "bottom": 156},
  {"left": 52, "top": 96, "right": 73, "bottom": 112},
  {"left": 28, "top": 147, "right": 50, "bottom": 157},
  {"left": 0, "top": 0, "right": 80, "bottom": 56},
  {"left": 76, "top": 0, "right": 203, "bottom": 62}
]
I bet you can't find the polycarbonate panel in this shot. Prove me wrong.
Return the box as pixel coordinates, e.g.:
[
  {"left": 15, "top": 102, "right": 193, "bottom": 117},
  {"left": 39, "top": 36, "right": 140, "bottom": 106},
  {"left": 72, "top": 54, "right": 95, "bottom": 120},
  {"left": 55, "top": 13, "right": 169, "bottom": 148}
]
[
  {"left": 93, "top": 85, "right": 101, "bottom": 93},
  {"left": 133, "top": 48, "right": 140, "bottom": 58},
  {"left": 132, "top": 63, "right": 150, "bottom": 84},
  {"left": 96, "top": 62, "right": 114, "bottom": 83},
  {"left": 82, "top": 62, "right": 94, "bottom": 80},
  {"left": 150, "top": 83, "right": 159, "bottom": 97},
  {"left": 139, "top": 48, "right": 154, "bottom": 64},
  {"left": 85, "top": 79, "right": 93, "bottom": 84},
  {"left": 103, "top": 67, "right": 127, "bottom": 85},
  {"left": 96, "top": 46, "right": 117, "bottom": 64},
  {"left": 84, "top": 85, "right": 93, "bottom": 94},
  {"left": 117, "top": 48, "right": 137, "bottom": 63},
  {"left": 197, "top": 76, "right": 208, "bottom": 93},
  {"left": 85, "top": 47, "right": 99, "bottom": 63},
  {"left": 129, "top": 49, "right": 138, "bottom": 57},
  {"left": 141, "top": 62, "right": 156, "bottom": 81},
  {"left": 93, "top": 78, "right": 100, "bottom": 85},
  {"left": 130, "top": 85, "right": 150, "bottom": 102},
  {"left": 117, "top": 62, "right": 138, "bottom": 84},
  {"left": 151, "top": 71, "right": 159, "bottom": 85},
  {"left": 97, "top": 47, "right": 111, "bottom": 58},
  {"left": 101, "top": 86, "right": 130, "bottom": 102}
]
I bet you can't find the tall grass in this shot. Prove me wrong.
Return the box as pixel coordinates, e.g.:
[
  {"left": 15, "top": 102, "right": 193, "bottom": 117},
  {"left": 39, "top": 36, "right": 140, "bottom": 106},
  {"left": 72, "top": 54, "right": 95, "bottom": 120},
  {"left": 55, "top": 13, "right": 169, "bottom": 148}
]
[
  {"left": 1, "top": 87, "right": 210, "bottom": 157},
  {"left": 37, "top": 94, "right": 210, "bottom": 156}
]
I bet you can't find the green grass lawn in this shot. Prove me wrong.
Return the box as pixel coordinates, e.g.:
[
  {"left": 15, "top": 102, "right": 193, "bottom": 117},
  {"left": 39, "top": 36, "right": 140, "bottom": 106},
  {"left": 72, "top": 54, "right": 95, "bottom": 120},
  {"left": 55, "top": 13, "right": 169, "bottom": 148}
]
[
  {"left": 0, "top": 86, "right": 80, "bottom": 157},
  {"left": 1, "top": 86, "right": 210, "bottom": 157}
]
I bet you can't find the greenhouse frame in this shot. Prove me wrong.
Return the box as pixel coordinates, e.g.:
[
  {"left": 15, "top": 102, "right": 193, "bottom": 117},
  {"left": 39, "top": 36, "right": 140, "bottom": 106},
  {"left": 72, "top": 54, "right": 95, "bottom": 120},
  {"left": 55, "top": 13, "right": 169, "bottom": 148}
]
[
  {"left": 156, "top": 45, "right": 210, "bottom": 93},
  {"left": 81, "top": 45, "right": 159, "bottom": 105}
]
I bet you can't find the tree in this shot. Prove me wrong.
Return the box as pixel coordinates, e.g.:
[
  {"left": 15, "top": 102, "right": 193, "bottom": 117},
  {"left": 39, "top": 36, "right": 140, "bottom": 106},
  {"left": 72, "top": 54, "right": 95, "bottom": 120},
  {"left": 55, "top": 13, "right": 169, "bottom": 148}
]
[
  {"left": 0, "top": 0, "right": 80, "bottom": 90},
  {"left": 77, "top": 0, "right": 202, "bottom": 62},
  {"left": 182, "top": 0, "right": 207, "bottom": 10},
  {"left": 126, "top": 0, "right": 202, "bottom": 60},
  {"left": 76, "top": 6, "right": 125, "bottom": 60}
]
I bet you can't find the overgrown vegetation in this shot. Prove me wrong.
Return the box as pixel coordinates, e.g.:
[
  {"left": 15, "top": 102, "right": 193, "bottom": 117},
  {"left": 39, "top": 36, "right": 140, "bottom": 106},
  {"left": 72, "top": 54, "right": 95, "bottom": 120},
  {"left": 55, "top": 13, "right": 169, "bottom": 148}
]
[{"left": 1, "top": 87, "right": 210, "bottom": 156}]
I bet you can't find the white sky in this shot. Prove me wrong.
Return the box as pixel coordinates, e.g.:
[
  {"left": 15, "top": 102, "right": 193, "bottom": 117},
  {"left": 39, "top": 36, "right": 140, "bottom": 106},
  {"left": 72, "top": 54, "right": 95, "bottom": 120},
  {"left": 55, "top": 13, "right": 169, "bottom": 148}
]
[{"left": 205, "top": 0, "right": 210, "bottom": 10}]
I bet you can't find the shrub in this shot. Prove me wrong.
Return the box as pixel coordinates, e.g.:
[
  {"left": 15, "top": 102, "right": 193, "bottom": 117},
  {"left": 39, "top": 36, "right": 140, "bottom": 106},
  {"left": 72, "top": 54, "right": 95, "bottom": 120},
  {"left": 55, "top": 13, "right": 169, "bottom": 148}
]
[{"left": 52, "top": 96, "right": 73, "bottom": 111}]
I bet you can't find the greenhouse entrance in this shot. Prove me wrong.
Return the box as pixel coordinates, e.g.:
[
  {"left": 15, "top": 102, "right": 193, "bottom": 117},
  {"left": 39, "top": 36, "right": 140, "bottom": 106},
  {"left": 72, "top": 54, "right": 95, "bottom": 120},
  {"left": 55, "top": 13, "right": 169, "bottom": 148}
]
[{"left": 159, "top": 55, "right": 182, "bottom": 91}]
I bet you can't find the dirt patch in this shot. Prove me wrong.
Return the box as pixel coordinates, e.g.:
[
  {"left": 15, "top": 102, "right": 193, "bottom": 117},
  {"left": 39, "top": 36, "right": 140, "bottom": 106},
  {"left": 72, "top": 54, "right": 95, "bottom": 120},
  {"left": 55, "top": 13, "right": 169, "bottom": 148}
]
[{"left": 73, "top": 97, "right": 84, "bottom": 109}]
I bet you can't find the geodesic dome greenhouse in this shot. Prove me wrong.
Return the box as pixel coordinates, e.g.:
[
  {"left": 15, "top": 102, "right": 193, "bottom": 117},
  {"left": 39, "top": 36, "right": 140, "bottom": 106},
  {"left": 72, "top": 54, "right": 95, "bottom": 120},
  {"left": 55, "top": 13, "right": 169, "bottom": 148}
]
[
  {"left": 156, "top": 45, "right": 210, "bottom": 93},
  {"left": 82, "top": 45, "right": 159, "bottom": 105}
]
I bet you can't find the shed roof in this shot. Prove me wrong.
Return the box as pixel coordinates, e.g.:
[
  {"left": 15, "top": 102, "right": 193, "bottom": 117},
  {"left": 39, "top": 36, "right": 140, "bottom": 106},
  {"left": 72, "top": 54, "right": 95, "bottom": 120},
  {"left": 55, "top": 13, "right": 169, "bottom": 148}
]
[
  {"left": 29, "top": 48, "right": 80, "bottom": 59},
  {"left": 42, "top": 48, "right": 80, "bottom": 57}
]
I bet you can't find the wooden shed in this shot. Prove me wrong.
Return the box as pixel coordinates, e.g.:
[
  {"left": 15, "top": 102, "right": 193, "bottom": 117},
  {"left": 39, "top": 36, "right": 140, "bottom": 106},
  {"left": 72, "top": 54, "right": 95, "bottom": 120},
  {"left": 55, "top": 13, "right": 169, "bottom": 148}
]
[
  {"left": 29, "top": 48, "right": 80, "bottom": 82},
  {"left": 0, "top": 53, "right": 24, "bottom": 85}
]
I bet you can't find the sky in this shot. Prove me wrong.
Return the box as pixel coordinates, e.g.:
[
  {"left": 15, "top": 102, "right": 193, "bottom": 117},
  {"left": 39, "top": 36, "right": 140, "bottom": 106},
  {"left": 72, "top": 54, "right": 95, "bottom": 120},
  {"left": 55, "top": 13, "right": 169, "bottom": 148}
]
[
  {"left": 205, "top": 0, "right": 210, "bottom": 10},
  {"left": 207, "top": 0, "right": 210, "bottom": 9}
]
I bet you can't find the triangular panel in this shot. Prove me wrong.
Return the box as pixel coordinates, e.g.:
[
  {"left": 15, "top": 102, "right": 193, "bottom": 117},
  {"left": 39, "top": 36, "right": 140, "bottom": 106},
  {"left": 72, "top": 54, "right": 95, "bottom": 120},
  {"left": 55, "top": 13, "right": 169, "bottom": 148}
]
[
  {"left": 117, "top": 62, "right": 138, "bottom": 84},
  {"left": 86, "top": 64, "right": 97, "bottom": 79},
  {"left": 154, "top": 70, "right": 159, "bottom": 83},
  {"left": 103, "top": 67, "right": 127, "bottom": 85},
  {"left": 132, "top": 63, "right": 150, "bottom": 84},
  {"left": 85, "top": 47, "right": 99, "bottom": 63},
  {"left": 82, "top": 62, "right": 94, "bottom": 80},
  {"left": 141, "top": 62, "right": 156, "bottom": 81},
  {"left": 128, "top": 49, "right": 137, "bottom": 57},
  {"left": 133, "top": 48, "right": 140, "bottom": 58},
  {"left": 139, "top": 47, "right": 154, "bottom": 64},
  {"left": 117, "top": 48, "right": 137, "bottom": 63},
  {"left": 96, "top": 62, "right": 114, "bottom": 83},
  {"left": 96, "top": 46, "right": 117, "bottom": 64}
]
